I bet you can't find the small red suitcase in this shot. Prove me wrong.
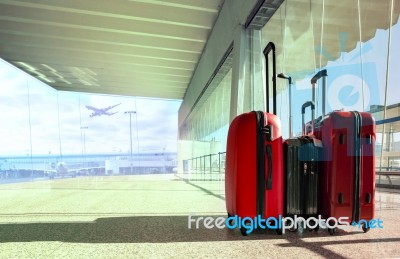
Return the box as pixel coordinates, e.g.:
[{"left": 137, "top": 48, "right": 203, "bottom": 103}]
[
  {"left": 311, "top": 70, "right": 376, "bottom": 234},
  {"left": 225, "top": 42, "right": 284, "bottom": 236}
]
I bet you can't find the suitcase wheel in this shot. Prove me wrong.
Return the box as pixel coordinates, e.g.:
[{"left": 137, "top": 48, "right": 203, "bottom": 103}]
[
  {"left": 328, "top": 227, "right": 337, "bottom": 235},
  {"left": 227, "top": 213, "right": 234, "bottom": 226},
  {"left": 362, "top": 224, "right": 370, "bottom": 233},
  {"left": 240, "top": 218, "right": 251, "bottom": 236},
  {"left": 288, "top": 226, "right": 297, "bottom": 232},
  {"left": 307, "top": 219, "right": 319, "bottom": 232},
  {"left": 276, "top": 228, "right": 283, "bottom": 235},
  {"left": 240, "top": 226, "right": 248, "bottom": 236},
  {"left": 308, "top": 225, "right": 319, "bottom": 232}
]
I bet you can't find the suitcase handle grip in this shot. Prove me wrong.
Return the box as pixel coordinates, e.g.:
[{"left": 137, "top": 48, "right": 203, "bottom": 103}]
[
  {"left": 311, "top": 69, "right": 328, "bottom": 84},
  {"left": 301, "top": 101, "right": 315, "bottom": 114},
  {"left": 311, "top": 69, "right": 328, "bottom": 117},
  {"left": 302, "top": 101, "right": 315, "bottom": 135},
  {"left": 266, "top": 144, "right": 273, "bottom": 190}
]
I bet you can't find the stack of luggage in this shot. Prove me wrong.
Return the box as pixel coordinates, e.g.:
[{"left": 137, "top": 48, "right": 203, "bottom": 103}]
[{"left": 225, "top": 42, "right": 375, "bottom": 236}]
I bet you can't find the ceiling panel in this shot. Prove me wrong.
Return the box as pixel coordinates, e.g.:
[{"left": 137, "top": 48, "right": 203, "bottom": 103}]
[{"left": 0, "top": 0, "right": 225, "bottom": 99}]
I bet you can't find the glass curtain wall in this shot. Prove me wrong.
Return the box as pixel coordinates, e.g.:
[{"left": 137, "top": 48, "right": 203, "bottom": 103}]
[
  {"left": 178, "top": 58, "right": 232, "bottom": 194},
  {"left": 0, "top": 59, "right": 180, "bottom": 181},
  {"left": 381, "top": 1, "right": 400, "bottom": 175},
  {"left": 258, "top": 0, "right": 400, "bottom": 187},
  {"left": 0, "top": 62, "right": 32, "bottom": 179}
]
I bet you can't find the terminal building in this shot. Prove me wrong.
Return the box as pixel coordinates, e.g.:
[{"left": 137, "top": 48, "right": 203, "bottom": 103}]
[{"left": 0, "top": 0, "right": 399, "bottom": 257}]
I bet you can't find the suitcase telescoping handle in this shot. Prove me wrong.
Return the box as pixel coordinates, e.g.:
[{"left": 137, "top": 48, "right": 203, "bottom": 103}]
[
  {"left": 263, "top": 42, "right": 277, "bottom": 115},
  {"left": 277, "top": 73, "right": 293, "bottom": 138},
  {"left": 263, "top": 42, "right": 277, "bottom": 191},
  {"left": 311, "top": 69, "right": 328, "bottom": 117},
  {"left": 302, "top": 101, "right": 315, "bottom": 135}
]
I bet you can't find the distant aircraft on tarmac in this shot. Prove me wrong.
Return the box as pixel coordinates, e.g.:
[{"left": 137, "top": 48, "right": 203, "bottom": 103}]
[
  {"left": 85, "top": 103, "right": 121, "bottom": 117},
  {"left": 45, "top": 162, "right": 103, "bottom": 179}
]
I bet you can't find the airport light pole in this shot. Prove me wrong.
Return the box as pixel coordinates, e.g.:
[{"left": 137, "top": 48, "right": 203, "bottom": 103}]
[
  {"left": 80, "top": 126, "right": 88, "bottom": 169},
  {"left": 125, "top": 111, "right": 136, "bottom": 174},
  {"left": 80, "top": 126, "right": 88, "bottom": 154}
]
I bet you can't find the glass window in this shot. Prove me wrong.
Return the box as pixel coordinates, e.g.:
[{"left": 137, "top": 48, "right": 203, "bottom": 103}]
[
  {"left": 257, "top": 0, "right": 399, "bottom": 175},
  {"left": 386, "top": 1, "right": 400, "bottom": 108},
  {"left": 0, "top": 61, "right": 31, "bottom": 179},
  {"left": 0, "top": 61, "right": 31, "bottom": 157},
  {"left": 261, "top": 3, "right": 289, "bottom": 135},
  {"left": 28, "top": 79, "right": 59, "bottom": 156},
  {"left": 0, "top": 57, "right": 181, "bottom": 180},
  {"left": 178, "top": 61, "right": 232, "bottom": 195}
]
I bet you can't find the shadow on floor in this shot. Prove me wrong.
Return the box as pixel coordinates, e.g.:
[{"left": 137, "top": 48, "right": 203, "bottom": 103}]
[
  {"left": 277, "top": 236, "right": 400, "bottom": 259},
  {"left": 0, "top": 214, "right": 375, "bottom": 244},
  {"left": 2, "top": 215, "right": 399, "bottom": 258}
]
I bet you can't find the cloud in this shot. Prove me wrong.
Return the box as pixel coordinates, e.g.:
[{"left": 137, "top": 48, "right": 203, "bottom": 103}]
[{"left": 0, "top": 59, "right": 182, "bottom": 155}]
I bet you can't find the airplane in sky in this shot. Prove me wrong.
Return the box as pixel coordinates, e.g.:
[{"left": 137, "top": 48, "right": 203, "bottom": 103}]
[{"left": 85, "top": 103, "right": 121, "bottom": 117}]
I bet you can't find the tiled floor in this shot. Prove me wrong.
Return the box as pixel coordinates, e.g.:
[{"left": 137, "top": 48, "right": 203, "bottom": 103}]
[{"left": 0, "top": 174, "right": 399, "bottom": 258}]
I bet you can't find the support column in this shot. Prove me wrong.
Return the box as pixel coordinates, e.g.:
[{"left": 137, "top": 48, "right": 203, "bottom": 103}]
[
  {"left": 229, "top": 25, "right": 248, "bottom": 123},
  {"left": 250, "top": 29, "right": 265, "bottom": 112}
]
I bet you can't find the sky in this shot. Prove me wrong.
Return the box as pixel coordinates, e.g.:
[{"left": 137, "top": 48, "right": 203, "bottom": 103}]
[{"left": 0, "top": 59, "right": 182, "bottom": 156}]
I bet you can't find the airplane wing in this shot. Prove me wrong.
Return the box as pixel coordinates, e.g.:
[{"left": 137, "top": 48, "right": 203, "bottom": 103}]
[
  {"left": 85, "top": 105, "right": 100, "bottom": 112},
  {"left": 89, "top": 112, "right": 99, "bottom": 117},
  {"left": 105, "top": 111, "right": 118, "bottom": 116},
  {"left": 103, "top": 103, "right": 121, "bottom": 111}
]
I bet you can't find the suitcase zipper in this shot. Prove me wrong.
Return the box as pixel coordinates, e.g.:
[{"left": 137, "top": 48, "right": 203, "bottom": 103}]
[
  {"left": 265, "top": 145, "right": 273, "bottom": 190},
  {"left": 255, "top": 111, "right": 266, "bottom": 218},
  {"left": 351, "top": 111, "right": 362, "bottom": 223},
  {"left": 255, "top": 111, "right": 274, "bottom": 218}
]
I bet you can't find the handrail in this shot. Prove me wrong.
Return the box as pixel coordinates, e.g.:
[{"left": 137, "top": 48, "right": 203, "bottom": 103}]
[
  {"left": 184, "top": 152, "right": 226, "bottom": 181},
  {"left": 376, "top": 171, "right": 400, "bottom": 175}
]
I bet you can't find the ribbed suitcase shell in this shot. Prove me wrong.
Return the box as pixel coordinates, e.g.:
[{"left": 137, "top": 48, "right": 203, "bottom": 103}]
[
  {"left": 284, "top": 136, "right": 322, "bottom": 217},
  {"left": 316, "top": 111, "right": 375, "bottom": 223},
  {"left": 225, "top": 111, "right": 284, "bottom": 220}
]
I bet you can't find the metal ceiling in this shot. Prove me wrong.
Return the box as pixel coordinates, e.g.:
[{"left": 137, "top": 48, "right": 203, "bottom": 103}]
[{"left": 0, "top": 0, "right": 225, "bottom": 99}]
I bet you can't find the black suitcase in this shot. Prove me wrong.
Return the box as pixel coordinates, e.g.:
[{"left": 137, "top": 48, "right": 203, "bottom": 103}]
[
  {"left": 282, "top": 86, "right": 323, "bottom": 230},
  {"left": 284, "top": 134, "right": 321, "bottom": 217}
]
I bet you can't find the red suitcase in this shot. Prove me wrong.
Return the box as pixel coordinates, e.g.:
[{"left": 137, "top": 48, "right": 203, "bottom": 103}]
[
  {"left": 311, "top": 70, "right": 376, "bottom": 234},
  {"left": 225, "top": 42, "right": 284, "bottom": 236}
]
